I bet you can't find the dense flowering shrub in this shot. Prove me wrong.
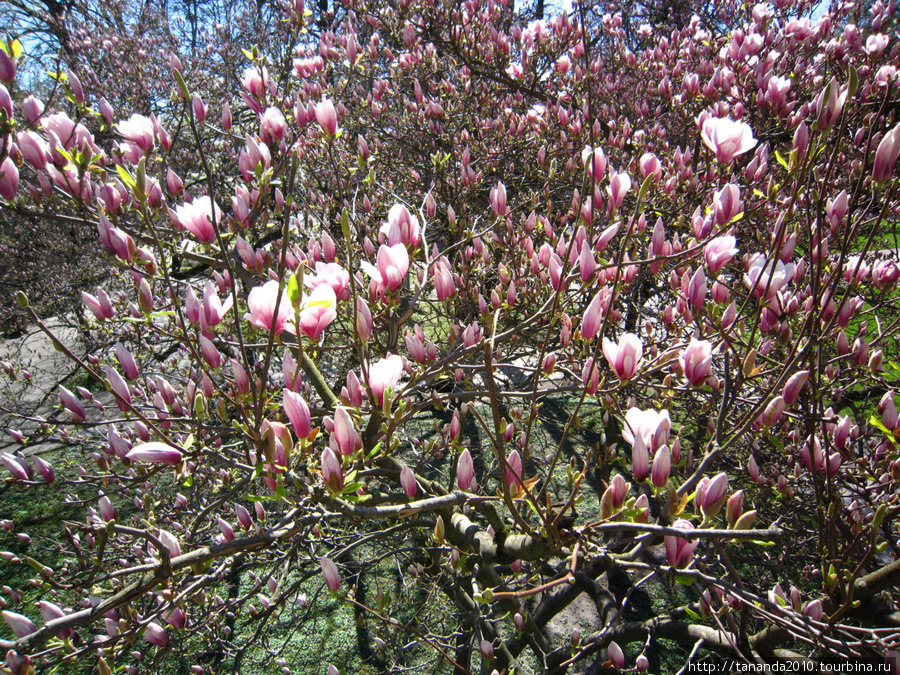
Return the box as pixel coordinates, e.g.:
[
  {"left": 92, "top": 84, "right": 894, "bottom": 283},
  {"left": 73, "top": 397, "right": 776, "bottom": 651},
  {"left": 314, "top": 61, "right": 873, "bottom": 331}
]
[{"left": 1, "top": 0, "right": 900, "bottom": 672}]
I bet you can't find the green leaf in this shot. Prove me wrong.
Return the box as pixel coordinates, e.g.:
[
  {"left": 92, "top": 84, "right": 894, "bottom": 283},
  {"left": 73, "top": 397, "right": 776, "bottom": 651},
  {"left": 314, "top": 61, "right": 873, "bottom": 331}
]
[
  {"left": 870, "top": 414, "right": 892, "bottom": 435},
  {"left": 684, "top": 607, "right": 702, "bottom": 620},
  {"left": 10, "top": 39, "right": 22, "bottom": 59},
  {"left": 183, "top": 475, "right": 193, "bottom": 487},
  {"left": 173, "top": 69, "right": 190, "bottom": 100},
  {"left": 638, "top": 173, "right": 654, "bottom": 202},
  {"left": 847, "top": 66, "right": 858, "bottom": 100},
  {"left": 252, "top": 462, "right": 265, "bottom": 479},
  {"left": 674, "top": 574, "right": 694, "bottom": 585},
  {"left": 774, "top": 150, "right": 789, "bottom": 170},
  {"left": 242, "top": 48, "right": 255, "bottom": 60},
  {"left": 287, "top": 273, "right": 302, "bottom": 307},
  {"left": 116, "top": 164, "right": 136, "bottom": 190}
]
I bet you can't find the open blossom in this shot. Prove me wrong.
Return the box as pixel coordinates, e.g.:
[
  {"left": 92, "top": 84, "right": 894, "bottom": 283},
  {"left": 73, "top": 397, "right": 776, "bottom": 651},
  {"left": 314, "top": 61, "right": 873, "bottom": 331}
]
[
  {"left": 700, "top": 117, "right": 756, "bottom": 163},
  {"left": 744, "top": 255, "right": 794, "bottom": 301},
  {"left": 704, "top": 236, "right": 739, "bottom": 275},
  {"left": 381, "top": 203, "right": 421, "bottom": 249},
  {"left": 367, "top": 354, "right": 403, "bottom": 406},
  {"left": 245, "top": 280, "right": 292, "bottom": 335},
  {"left": 298, "top": 284, "right": 337, "bottom": 342},
  {"left": 174, "top": 196, "right": 222, "bottom": 244},
  {"left": 116, "top": 113, "right": 155, "bottom": 152},
  {"left": 362, "top": 244, "right": 410, "bottom": 292},
  {"left": 202, "top": 280, "right": 234, "bottom": 330},
  {"left": 602, "top": 333, "right": 643, "bottom": 380},
  {"left": 622, "top": 408, "right": 671, "bottom": 452}
]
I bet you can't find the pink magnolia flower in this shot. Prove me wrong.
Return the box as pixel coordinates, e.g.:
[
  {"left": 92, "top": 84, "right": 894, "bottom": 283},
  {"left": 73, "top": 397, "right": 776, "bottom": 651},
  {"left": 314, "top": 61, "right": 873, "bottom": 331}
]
[
  {"left": 606, "top": 170, "right": 632, "bottom": 209},
  {"left": 261, "top": 106, "right": 286, "bottom": 143},
  {"left": 234, "top": 504, "right": 253, "bottom": 530},
  {"left": 332, "top": 407, "right": 362, "bottom": 455},
  {"left": 105, "top": 365, "right": 131, "bottom": 412},
  {"left": 680, "top": 339, "right": 713, "bottom": 387},
  {"left": 98, "top": 494, "right": 116, "bottom": 522},
  {"left": 622, "top": 408, "right": 671, "bottom": 451},
  {"left": 143, "top": 622, "right": 169, "bottom": 647},
  {"left": 602, "top": 333, "right": 643, "bottom": 380},
  {"left": 310, "top": 262, "right": 350, "bottom": 301},
  {"left": 355, "top": 296, "right": 373, "bottom": 342},
  {"left": 704, "top": 236, "right": 738, "bottom": 275},
  {"left": 158, "top": 529, "right": 181, "bottom": 558},
  {"left": 712, "top": 183, "right": 743, "bottom": 224},
  {"left": 686, "top": 267, "right": 707, "bottom": 309},
  {"left": 116, "top": 114, "right": 155, "bottom": 152},
  {"left": 58, "top": 385, "right": 86, "bottom": 422},
  {"left": 581, "top": 145, "right": 607, "bottom": 181},
  {"left": 2, "top": 611, "right": 38, "bottom": 638},
  {"left": 434, "top": 258, "right": 456, "bottom": 301},
  {"left": 284, "top": 389, "right": 312, "bottom": 439},
  {"left": 506, "top": 449, "right": 523, "bottom": 490},
  {"left": 815, "top": 77, "right": 847, "bottom": 130},
  {"left": 367, "top": 354, "right": 403, "bottom": 406},
  {"left": 242, "top": 66, "right": 268, "bottom": 98},
  {"left": 700, "top": 117, "right": 756, "bottom": 163},
  {"left": 873, "top": 123, "right": 900, "bottom": 182},
  {"left": 298, "top": 284, "right": 337, "bottom": 342},
  {"left": 782, "top": 370, "right": 809, "bottom": 405},
  {"left": 744, "top": 255, "right": 794, "bottom": 301},
  {"left": 381, "top": 203, "right": 421, "bottom": 249},
  {"left": 639, "top": 152, "right": 662, "bottom": 181},
  {"left": 664, "top": 519, "right": 699, "bottom": 568},
  {"left": 115, "top": 343, "right": 140, "bottom": 380},
  {"left": 651, "top": 445, "right": 671, "bottom": 488},
  {"left": 457, "top": 449, "right": 474, "bottom": 491},
  {"left": 174, "top": 196, "right": 221, "bottom": 244},
  {"left": 632, "top": 435, "right": 649, "bottom": 482},
  {"left": 607, "top": 641, "right": 625, "bottom": 669},
  {"left": 400, "top": 464, "right": 417, "bottom": 499},
  {"left": 30, "top": 454, "right": 54, "bottom": 484},
  {"left": 320, "top": 556, "right": 341, "bottom": 591},
  {"left": 362, "top": 244, "right": 410, "bottom": 292},
  {"left": 18, "top": 131, "right": 49, "bottom": 170},
  {"left": 38, "top": 601, "right": 71, "bottom": 639},
  {"left": 126, "top": 442, "right": 183, "bottom": 466},
  {"left": 245, "top": 280, "right": 292, "bottom": 335},
  {"left": 316, "top": 99, "right": 338, "bottom": 136},
  {"left": 321, "top": 447, "right": 343, "bottom": 492},
  {"left": 698, "top": 472, "right": 729, "bottom": 518},
  {"left": 2, "top": 454, "right": 28, "bottom": 481},
  {"left": 490, "top": 181, "right": 507, "bottom": 217},
  {"left": 23, "top": 94, "right": 44, "bottom": 123},
  {"left": 0, "top": 157, "right": 19, "bottom": 201},
  {"left": 202, "top": 280, "right": 233, "bottom": 330},
  {"left": 581, "top": 290, "right": 606, "bottom": 339}
]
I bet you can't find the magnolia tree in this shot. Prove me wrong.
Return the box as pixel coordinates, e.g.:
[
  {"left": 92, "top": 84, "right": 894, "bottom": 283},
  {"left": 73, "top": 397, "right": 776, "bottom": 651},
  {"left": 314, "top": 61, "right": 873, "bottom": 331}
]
[{"left": 1, "top": 0, "right": 900, "bottom": 672}]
